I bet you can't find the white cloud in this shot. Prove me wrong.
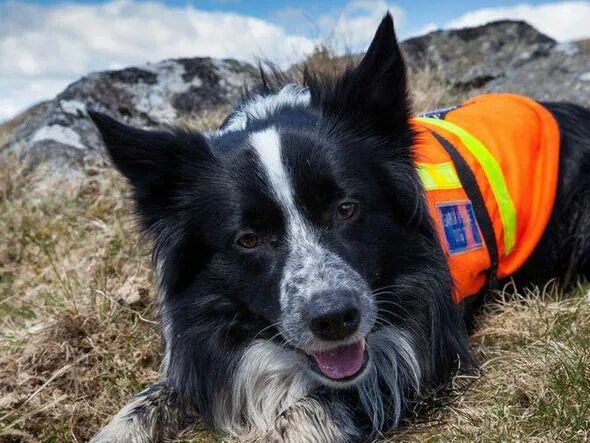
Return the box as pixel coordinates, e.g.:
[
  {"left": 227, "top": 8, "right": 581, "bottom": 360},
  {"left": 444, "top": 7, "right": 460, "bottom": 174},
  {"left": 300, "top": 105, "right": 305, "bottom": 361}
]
[
  {"left": 0, "top": 0, "right": 407, "bottom": 122},
  {"left": 445, "top": 1, "right": 590, "bottom": 42},
  {"left": 316, "top": 1, "right": 405, "bottom": 51},
  {"left": 0, "top": 0, "right": 320, "bottom": 121},
  {"left": 3, "top": 0, "right": 590, "bottom": 123},
  {"left": 0, "top": 0, "right": 318, "bottom": 78},
  {"left": 0, "top": 77, "right": 72, "bottom": 122},
  {"left": 272, "top": 1, "right": 406, "bottom": 44}
]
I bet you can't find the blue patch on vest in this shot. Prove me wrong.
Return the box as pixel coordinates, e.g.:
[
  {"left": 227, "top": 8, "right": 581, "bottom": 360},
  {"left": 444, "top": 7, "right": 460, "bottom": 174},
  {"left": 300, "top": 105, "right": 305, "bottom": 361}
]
[
  {"left": 419, "top": 105, "right": 459, "bottom": 120},
  {"left": 437, "top": 201, "right": 483, "bottom": 255}
]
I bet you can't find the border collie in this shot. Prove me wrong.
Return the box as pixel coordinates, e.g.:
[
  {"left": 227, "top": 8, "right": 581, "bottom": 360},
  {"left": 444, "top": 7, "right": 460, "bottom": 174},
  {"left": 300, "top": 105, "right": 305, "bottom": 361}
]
[{"left": 89, "top": 14, "right": 590, "bottom": 442}]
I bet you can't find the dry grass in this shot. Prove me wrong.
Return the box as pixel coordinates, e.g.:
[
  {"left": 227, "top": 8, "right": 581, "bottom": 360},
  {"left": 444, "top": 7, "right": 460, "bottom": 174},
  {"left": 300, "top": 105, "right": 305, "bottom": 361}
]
[
  {"left": 294, "top": 45, "right": 463, "bottom": 113},
  {"left": 178, "top": 105, "right": 233, "bottom": 132},
  {"left": 408, "top": 64, "right": 466, "bottom": 113},
  {"left": 575, "top": 39, "right": 590, "bottom": 55},
  {"left": 0, "top": 117, "right": 21, "bottom": 149},
  {"left": 397, "top": 284, "right": 590, "bottom": 442},
  {"left": 1, "top": 58, "right": 589, "bottom": 442},
  {"left": 290, "top": 45, "right": 361, "bottom": 80},
  {"left": 0, "top": 157, "right": 162, "bottom": 442}
]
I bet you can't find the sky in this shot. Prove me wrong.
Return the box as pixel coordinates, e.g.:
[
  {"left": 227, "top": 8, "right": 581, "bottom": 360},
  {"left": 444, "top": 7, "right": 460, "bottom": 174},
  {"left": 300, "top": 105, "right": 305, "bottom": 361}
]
[{"left": 1, "top": 0, "right": 590, "bottom": 121}]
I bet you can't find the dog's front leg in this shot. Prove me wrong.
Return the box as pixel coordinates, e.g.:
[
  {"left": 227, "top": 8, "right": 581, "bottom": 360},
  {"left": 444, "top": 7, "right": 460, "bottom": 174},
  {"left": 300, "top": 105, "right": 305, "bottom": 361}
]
[
  {"left": 265, "top": 396, "right": 362, "bottom": 443},
  {"left": 90, "top": 381, "right": 189, "bottom": 443}
]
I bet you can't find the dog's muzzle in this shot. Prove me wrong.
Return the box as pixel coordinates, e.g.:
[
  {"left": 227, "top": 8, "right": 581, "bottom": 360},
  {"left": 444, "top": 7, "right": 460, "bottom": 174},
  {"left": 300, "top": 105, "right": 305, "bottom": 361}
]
[{"left": 302, "top": 289, "right": 367, "bottom": 380}]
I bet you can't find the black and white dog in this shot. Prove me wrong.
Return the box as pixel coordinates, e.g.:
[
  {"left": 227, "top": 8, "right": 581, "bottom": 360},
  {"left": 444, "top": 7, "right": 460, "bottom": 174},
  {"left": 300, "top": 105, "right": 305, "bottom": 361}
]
[{"left": 90, "top": 14, "right": 590, "bottom": 442}]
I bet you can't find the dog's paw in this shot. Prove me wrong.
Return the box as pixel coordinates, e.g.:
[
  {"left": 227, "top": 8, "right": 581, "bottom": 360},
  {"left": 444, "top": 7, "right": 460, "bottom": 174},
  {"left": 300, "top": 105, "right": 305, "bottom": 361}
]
[
  {"left": 261, "top": 407, "right": 308, "bottom": 443},
  {"left": 263, "top": 427, "right": 286, "bottom": 443},
  {"left": 89, "top": 419, "right": 152, "bottom": 443},
  {"left": 265, "top": 399, "right": 349, "bottom": 443},
  {"left": 263, "top": 408, "right": 301, "bottom": 443}
]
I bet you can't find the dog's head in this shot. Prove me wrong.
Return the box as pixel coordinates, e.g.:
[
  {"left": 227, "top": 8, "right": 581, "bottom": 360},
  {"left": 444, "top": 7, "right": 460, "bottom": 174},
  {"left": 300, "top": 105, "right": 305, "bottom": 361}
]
[{"left": 92, "top": 13, "right": 470, "bottom": 429}]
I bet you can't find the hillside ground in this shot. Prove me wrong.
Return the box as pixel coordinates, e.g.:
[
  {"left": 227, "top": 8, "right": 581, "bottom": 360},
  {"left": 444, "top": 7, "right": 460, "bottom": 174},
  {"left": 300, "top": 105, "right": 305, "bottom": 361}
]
[{"left": 0, "top": 59, "right": 589, "bottom": 442}]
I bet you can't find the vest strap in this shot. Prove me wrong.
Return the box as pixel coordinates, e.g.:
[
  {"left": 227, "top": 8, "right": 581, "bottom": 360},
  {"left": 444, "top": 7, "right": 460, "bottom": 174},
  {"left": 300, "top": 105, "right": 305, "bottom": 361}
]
[{"left": 428, "top": 130, "right": 500, "bottom": 289}]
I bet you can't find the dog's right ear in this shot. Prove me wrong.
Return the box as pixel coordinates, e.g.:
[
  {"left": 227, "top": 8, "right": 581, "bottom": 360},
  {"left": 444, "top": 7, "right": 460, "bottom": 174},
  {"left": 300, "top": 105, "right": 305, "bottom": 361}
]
[
  {"left": 307, "top": 13, "right": 410, "bottom": 137},
  {"left": 89, "top": 111, "right": 214, "bottom": 221}
]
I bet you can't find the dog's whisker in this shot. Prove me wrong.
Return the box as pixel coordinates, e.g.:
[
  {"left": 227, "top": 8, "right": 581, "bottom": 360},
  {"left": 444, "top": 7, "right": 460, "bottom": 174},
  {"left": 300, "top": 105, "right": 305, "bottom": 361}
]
[
  {"left": 375, "top": 300, "right": 412, "bottom": 318},
  {"left": 375, "top": 316, "right": 395, "bottom": 328},
  {"left": 253, "top": 322, "right": 281, "bottom": 340},
  {"left": 371, "top": 284, "right": 405, "bottom": 294}
]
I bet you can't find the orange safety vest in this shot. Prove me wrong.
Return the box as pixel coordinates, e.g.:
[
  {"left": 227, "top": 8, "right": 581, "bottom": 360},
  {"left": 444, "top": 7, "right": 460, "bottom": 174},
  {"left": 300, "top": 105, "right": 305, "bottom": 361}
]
[{"left": 412, "top": 94, "right": 560, "bottom": 303}]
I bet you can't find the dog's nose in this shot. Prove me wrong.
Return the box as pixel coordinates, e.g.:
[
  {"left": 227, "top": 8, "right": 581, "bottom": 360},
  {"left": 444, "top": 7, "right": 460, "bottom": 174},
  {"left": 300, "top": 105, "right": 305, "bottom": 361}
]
[{"left": 305, "top": 291, "right": 361, "bottom": 341}]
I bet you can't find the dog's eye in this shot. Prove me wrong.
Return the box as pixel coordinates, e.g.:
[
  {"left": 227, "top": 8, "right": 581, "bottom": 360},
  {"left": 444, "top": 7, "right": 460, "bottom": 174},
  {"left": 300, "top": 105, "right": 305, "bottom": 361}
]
[
  {"left": 337, "top": 202, "right": 359, "bottom": 220},
  {"left": 237, "top": 232, "right": 259, "bottom": 249}
]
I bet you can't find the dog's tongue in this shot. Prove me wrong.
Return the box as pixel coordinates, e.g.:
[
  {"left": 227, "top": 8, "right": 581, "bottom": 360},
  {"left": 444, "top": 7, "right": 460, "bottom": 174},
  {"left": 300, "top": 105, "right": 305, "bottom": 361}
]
[{"left": 311, "top": 340, "right": 365, "bottom": 380}]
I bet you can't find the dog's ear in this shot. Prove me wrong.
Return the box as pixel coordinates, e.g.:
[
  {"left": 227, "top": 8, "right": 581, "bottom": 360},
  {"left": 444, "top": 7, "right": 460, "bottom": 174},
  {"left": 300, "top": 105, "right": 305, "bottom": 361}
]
[
  {"left": 90, "top": 111, "right": 214, "bottom": 225},
  {"left": 308, "top": 13, "right": 410, "bottom": 136}
]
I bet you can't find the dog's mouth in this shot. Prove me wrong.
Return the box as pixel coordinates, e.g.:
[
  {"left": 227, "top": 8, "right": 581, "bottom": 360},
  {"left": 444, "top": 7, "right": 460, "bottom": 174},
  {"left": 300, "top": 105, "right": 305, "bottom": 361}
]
[{"left": 306, "top": 339, "right": 368, "bottom": 381}]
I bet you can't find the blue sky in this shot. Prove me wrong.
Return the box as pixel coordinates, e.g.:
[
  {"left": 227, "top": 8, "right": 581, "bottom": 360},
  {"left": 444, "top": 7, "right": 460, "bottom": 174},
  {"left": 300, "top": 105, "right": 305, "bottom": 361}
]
[
  {"left": 1, "top": 0, "right": 590, "bottom": 120},
  {"left": 11, "top": 0, "right": 563, "bottom": 27},
  {"left": 6, "top": 0, "right": 570, "bottom": 41}
]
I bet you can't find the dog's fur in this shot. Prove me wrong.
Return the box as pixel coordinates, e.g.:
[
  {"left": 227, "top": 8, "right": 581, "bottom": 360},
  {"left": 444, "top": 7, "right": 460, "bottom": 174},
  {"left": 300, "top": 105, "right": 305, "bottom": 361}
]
[{"left": 89, "top": 14, "right": 590, "bottom": 442}]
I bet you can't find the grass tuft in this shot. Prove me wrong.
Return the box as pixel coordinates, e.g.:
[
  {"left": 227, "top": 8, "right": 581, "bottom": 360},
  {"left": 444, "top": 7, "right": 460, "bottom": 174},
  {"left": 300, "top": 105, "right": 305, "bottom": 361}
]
[{"left": 397, "top": 284, "right": 590, "bottom": 442}]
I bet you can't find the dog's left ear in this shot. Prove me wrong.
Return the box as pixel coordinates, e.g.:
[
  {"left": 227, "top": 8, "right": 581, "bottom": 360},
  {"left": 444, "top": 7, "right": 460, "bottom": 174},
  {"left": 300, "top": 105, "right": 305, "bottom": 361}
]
[
  {"left": 89, "top": 111, "right": 215, "bottom": 234},
  {"left": 308, "top": 13, "right": 410, "bottom": 136}
]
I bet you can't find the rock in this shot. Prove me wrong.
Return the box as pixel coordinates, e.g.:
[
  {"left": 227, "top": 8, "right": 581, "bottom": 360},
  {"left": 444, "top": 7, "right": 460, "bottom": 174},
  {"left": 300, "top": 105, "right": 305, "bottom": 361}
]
[
  {"left": 401, "top": 20, "right": 590, "bottom": 107},
  {"left": 116, "top": 277, "right": 151, "bottom": 307},
  {"left": 2, "top": 20, "right": 590, "bottom": 176},
  {"left": 0, "top": 57, "right": 256, "bottom": 171},
  {"left": 402, "top": 21, "right": 556, "bottom": 89},
  {"left": 472, "top": 43, "right": 590, "bottom": 105}
]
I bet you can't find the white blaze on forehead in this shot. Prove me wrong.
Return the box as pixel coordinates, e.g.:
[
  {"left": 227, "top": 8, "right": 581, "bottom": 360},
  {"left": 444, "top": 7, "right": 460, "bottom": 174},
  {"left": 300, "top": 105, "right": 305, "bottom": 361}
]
[
  {"left": 248, "top": 126, "right": 319, "bottom": 253},
  {"left": 249, "top": 127, "right": 351, "bottom": 289},
  {"left": 249, "top": 127, "right": 298, "bottom": 216}
]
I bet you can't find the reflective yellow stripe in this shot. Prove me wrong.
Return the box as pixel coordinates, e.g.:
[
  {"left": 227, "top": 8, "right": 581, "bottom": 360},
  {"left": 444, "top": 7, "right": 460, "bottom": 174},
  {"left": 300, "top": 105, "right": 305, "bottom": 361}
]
[
  {"left": 416, "top": 117, "right": 517, "bottom": 254},
  {"left": 417, "top": 162, "right": 462, "bottom": 190}
]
